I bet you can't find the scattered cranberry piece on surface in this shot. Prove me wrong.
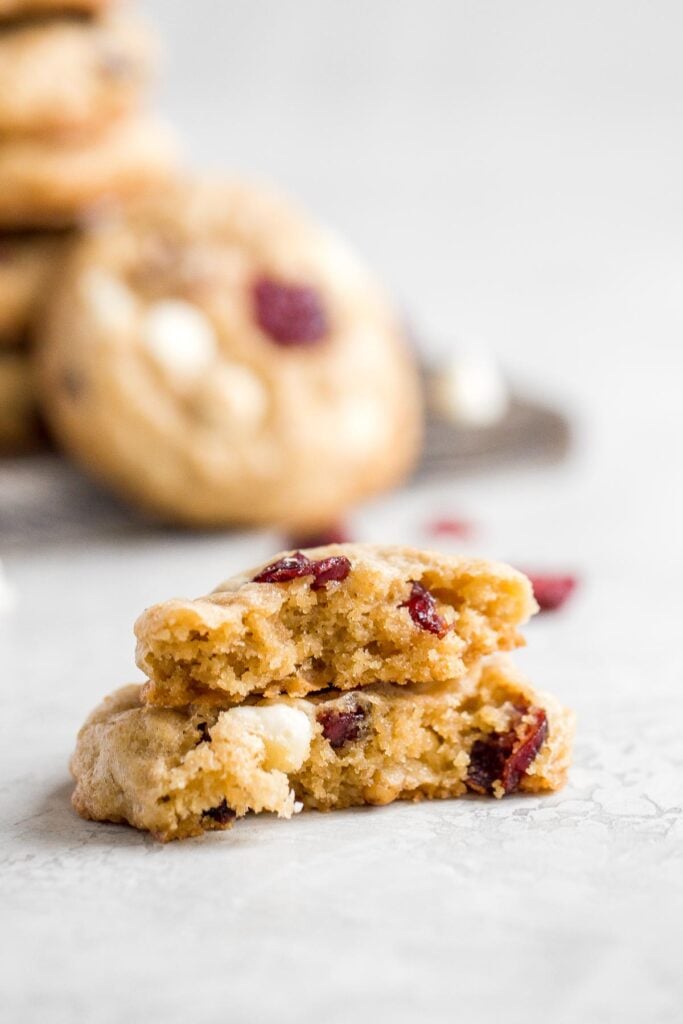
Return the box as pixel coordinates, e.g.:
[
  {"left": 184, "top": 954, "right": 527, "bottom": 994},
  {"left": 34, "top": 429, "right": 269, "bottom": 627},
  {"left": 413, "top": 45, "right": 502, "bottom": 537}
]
[
  {"left": 526, "top": 573, "right": 578, "bottom": 612},
  {"left": 427, "top": 518, "right": 475, "bottom": 540},
  {"left": 310, "top": 556, "right": 351, "bottom": 590},
  {"left": 466, "top": 706, "right": 548, "bottom": 795},
  {"left": 400, "top": 581, "right": 448, "bottom": 638},
  {"left": 201, "top": 799, "right": 236, "bottom": 825},
  {"left": 286, "top": 523, "right": 351, "bottom": 549},
  {"left": 317, "top": 705, "right": 366, "bottom": 748},
  {"left": 253, "top": 551, "right": 350, "bottom": 591},
  {"left": 253, "top": 551, "right": 313, "bottom": 583},
  {"left": 253, "top": 277, "right": 328, "bottom": 346}
]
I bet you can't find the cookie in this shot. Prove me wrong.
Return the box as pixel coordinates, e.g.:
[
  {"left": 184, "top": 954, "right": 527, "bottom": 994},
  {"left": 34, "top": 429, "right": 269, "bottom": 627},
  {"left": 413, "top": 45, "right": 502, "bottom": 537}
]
[
  {"left": 0, "top": 14, "right": 154, "bottom": 136},
  {"left": 70, "top": 658, "right": 574, "bottom": 841},
  {"left": 0, "top": 232, "right": 67, "bottom": 344},
  {"left": 0, "top": 0, "right": 107, "bottom": 16},
  {"left": 135, "top": 544, "right": 536, "bottom": 707},
  {"left": 35, "top": 180, "right": 422, "bottom": 525},
  {"left": 0, "top": 0, "right": 108, "bottom": 18},
  {"left": 0, "top": 114, "right": 177, "bottom": 228},
  {"left": 0, "top": 350, "right": 41, "bottom": 451}
]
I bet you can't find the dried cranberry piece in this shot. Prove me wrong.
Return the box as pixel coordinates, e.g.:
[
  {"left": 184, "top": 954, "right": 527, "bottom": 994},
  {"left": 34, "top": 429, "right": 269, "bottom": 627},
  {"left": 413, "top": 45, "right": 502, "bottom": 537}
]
[
  {"left": 310, "top": 556, "right": 351, "bottom": 590},
  {"left": 466, "top": 706, "right": 548, "bottom": 795},
  {"left": 253, "top": 277, "right": 328, "bottom": 346},
  {"left": 526, "top": 573, "right": 578, "bottom": 612},
  {"left": 253, "top": 551, "right": 351, "bottom": 591},
  {"left": 501, "top": 708, "right": 548, "bottom": 793},
  {"left": 317, "top": 705, "right": 366, "bottom": 749},
  {"left": 400, "top": 581, "right": 448, "bottom": 638},
  {"left": 427, "top": 518, "right": 475, "bottom": 540},
  {"left": 466, "top": 738, "right": 508, "bottom": 795},
  {"left": 202, "top": 799, "right": 236, "bottom": 825},
  {"left": 252, "top": 551, "right": 313, "bottom": 583}
]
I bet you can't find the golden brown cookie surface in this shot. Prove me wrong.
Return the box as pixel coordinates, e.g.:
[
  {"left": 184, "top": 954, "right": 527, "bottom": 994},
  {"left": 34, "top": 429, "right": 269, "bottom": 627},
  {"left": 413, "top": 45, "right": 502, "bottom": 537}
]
[
  {"left": 36, "top": 181, "right": 422, "bottom": 524},
  {"left": 0, "top": 114, "right": 177, "bottom": 228},
  {"left": 0, "top": 14, "right": 154, "bottom": 136}
]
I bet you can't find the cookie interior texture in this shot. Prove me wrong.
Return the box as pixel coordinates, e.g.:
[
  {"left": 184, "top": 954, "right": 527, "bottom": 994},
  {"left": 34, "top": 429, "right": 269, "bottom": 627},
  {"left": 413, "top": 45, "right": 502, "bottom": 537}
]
[
  {"left": 135, "top": 545, "right": 537, "bottom": 707},
  {"left": 70, "top": 657, "right": 574, "bottom": 841}
]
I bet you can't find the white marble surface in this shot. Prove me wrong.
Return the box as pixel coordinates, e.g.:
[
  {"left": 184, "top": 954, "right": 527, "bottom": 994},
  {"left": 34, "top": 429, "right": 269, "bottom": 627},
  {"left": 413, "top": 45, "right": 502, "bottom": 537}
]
[{"left": 2, "top": 2, "right": 683, "bottom": 1021}]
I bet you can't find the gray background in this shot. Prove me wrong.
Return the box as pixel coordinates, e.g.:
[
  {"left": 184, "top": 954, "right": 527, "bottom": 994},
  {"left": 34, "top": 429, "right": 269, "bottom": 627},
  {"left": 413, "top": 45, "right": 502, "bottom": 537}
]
[{"left": 145, "top": 0, "right": 683, "bottom": 390}]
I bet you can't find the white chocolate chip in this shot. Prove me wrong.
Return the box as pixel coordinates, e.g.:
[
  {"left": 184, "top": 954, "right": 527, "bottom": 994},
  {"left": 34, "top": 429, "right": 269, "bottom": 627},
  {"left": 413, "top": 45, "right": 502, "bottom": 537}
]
[
  {"left": 432, "top": 352, "right": 509, "bottom": 427},
  {"left": 81, "top": 269, "right": 138, "bottom": 331},
  {"left": 226, "top": 705, "right": 312, "bottom": 772},
  {"left": 197, "top": 362, "right": 269, "bottom": 430},
  {"left": 142, "top": 299, "right": 217, "bottom": 380}
]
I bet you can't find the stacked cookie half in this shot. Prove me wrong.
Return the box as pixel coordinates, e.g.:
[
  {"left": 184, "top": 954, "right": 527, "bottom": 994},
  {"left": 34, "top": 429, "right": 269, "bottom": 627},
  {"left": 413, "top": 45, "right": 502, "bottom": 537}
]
[
  {"left": 71, "top": 544, "right": 575, "bottom": 841},
  {"left": 0, "top": 0, "right": 175, "bottom": 452}
]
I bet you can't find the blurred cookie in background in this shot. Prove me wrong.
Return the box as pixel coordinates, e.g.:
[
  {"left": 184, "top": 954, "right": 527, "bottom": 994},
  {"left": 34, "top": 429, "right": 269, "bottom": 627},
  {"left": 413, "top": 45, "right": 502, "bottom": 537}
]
[
  {"left": 0, "top": 12, "right": 155, "bottom": 136},
  {"left": 0, "top": 231, "right": 69, "bottom": 345},
  {"left": 0, "top": 350, "right": 43, "bottom": 453},
  {"left": 0, "top": 0, "right": 109, "bottom": 16},
  {"left": 35, "top": 179, "right": 423, "bottom": 527},
  {"left": 0, "top": 114, "right": 178, "bottom": 229}
]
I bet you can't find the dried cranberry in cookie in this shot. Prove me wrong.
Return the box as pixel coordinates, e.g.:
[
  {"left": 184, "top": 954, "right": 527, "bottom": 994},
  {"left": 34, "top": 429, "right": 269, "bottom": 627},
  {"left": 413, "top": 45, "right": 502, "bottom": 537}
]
[
  {"left": 135, "top": 544, "right": 537, "bottom": 707},
  {"left": 35, "top": 180, "right": 421, "bottom": 527},
  {"left": 253, "top": 277, "right": 328, "bottom": 345},
  {"left": 400, "top": 581, "right": 448, "bottom": 637},
  {"left": 70, "top": 659, "right": 574, "bottom": 840}
]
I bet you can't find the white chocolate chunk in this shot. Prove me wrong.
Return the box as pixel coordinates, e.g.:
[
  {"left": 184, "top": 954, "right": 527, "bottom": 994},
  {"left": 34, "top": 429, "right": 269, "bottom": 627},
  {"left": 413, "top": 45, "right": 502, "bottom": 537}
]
[
  {"left": 432, "top": 352, "right": 509, "bottom": 427},
  {"left": 81, "top": 269, "right": 138, "bottom": 331},
  {"left": 198, "top": 362, "right": 269, "bottom": 430},
  {"left": 143, "top": 299, "right": 217, "bottom": 379},
  {"left": 226, "top": 705, "right": 313, "bottom": 773}
]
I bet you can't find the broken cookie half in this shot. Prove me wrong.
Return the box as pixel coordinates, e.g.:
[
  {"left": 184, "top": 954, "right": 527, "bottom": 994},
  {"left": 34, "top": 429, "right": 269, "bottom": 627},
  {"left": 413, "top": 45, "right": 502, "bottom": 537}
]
[
  {"left": 135, "top": 544, "right": 537, "bottom": 707},
  {"left": 71, "top": 657, "right": 574, "bottom": 842}
]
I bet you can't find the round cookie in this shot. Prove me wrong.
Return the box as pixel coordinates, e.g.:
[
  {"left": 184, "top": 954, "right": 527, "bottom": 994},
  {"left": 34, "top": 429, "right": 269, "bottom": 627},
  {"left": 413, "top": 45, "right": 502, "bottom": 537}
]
[
  {"left": 36, "top": 180, "right": 423, "bottom": 527},
  {"left": 0, "top": 14, "right": 155, "bottom": 136},
  {"left": 0, "top": 114, "right": 177, "bottom": 229},
  {"left": 0, "top": 0, "right": 109, "bottom": 17},
  {"left": 0, "top": 232, "right": 68, "bottom": 344},
  {"left": 0, "top": 350, "right": 42, "bottom": 452}
]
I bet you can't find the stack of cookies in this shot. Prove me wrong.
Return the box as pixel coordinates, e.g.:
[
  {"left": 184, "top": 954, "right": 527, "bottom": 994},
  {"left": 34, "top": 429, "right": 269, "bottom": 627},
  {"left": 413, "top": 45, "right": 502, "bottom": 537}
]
[
  {"left": 71, "top": 544, "right": 575, "bottom": 841},
  {"left": 0, "top": 0, "right": 176, "bottom": 453}
]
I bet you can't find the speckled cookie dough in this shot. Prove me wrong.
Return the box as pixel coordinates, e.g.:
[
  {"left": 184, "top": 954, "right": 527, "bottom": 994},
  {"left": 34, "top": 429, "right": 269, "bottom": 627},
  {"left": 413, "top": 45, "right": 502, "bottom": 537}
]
[
  {"left": 0, "top": 232, "right": 68, "bottom": 344},
  {"left": 36, "top": 180, "right": 422, "bottom": 525},
  {"left": 0, "top": 350, "right": 42, "bottom": 452},
  {"left": 0, "top": 14, "right": 155, "bottom": 136},
  {"left": 70, "top": 657, "right": 574, "bottom": 841},
  {"left": 135, "top": 544, "right": 537, "bottom": 707},
  {"left": 0, "top": 114, "right": 177, "bottom": 228}
]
